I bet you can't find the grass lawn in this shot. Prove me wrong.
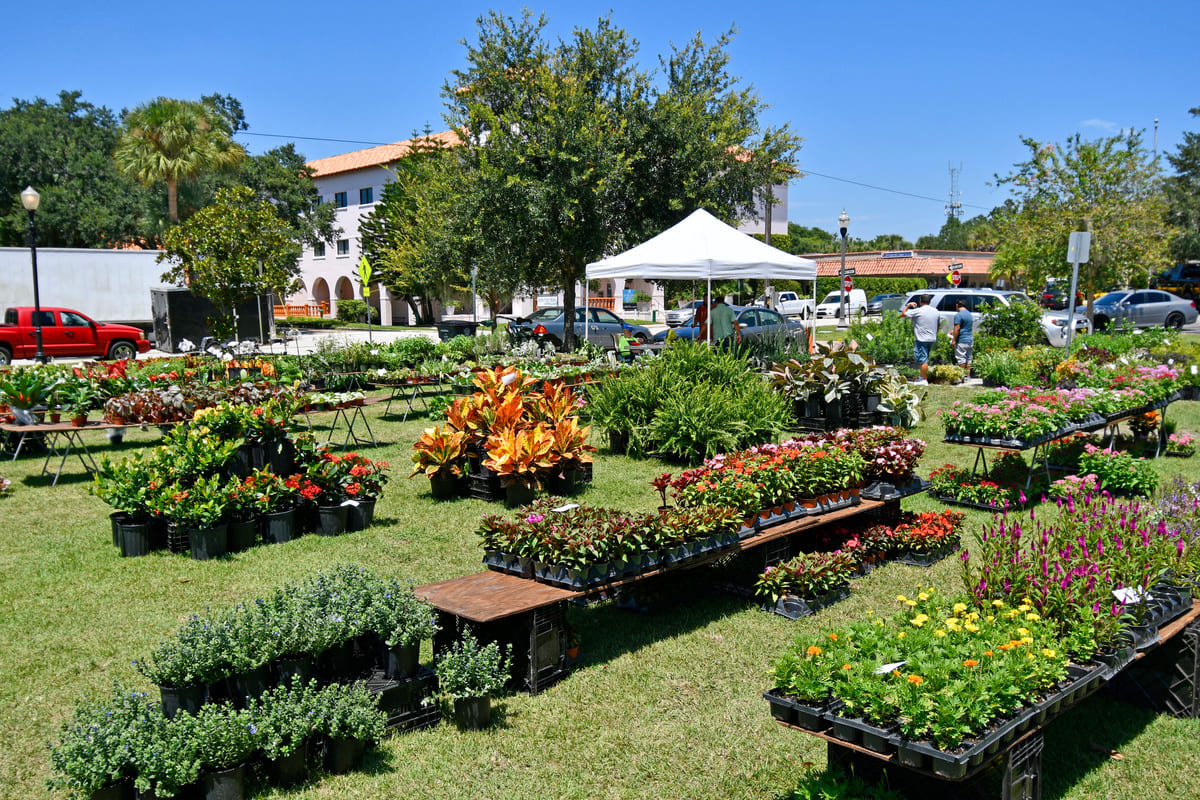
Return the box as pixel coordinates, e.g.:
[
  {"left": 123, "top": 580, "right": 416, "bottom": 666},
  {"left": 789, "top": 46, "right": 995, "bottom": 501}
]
[{"left": 3, "top": 386, "right": 1200, "bottom": 799}]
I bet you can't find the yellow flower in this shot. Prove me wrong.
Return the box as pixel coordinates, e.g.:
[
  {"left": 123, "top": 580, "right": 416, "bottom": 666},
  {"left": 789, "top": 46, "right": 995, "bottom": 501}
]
[
  {"left": 991, "top": 599, "right": 1005, "bottom": 608},
  {"left": 964, "top": 623, "right": 980, "bottom": 633},
  {"left": 1018, "top": 603, "right": 1032, "bottom": 613},
  {"left": 1041, "top": 649, "right": 1057, "bottom": 658},
  {"left": 842, "top": 663, "right": 853, "bottom": 670},
  {"left": 911, "top": 614, "right": 928, "bottom": 627},
  {"left": 897, "top": 632, "right": 906, "bottom": 639},
  {"left": 952, "top": 602, "right": 968, "bottom": 614},
  {"left": 1025, "top": 612, "right": 1041, "bottom": 622},
  {"left": 945, "top": 618, "right": 961, "bottom": 628},
  {"left": 965, "top": 612, "right": 979, "bottom": 621},
  {"left": 986, "top": 615, "right": 995, "bottom": 622},
  {"left": 905, "top": 600, "right": 917, "bottom": 607},
  {"left": 1027, "top": 652, "right": 1036, "bottom": 659},
  {"left": 917, "top": 592, "right": 930, "bottom": 601},
  {"left": 1021, "top": 636, "right": 1034, "bottom": 645},
  {"left": 866, "top": 610, "right": 875, "bottom": 616},
  {"left": 934, "top": 629, "right": 947, "bottom": 637},
  {"left": 896, "top": 595, "right": 908, "bottom": 602},
  {"left": 1017, "top": 628, "right": 1031, "bottom": 638}
]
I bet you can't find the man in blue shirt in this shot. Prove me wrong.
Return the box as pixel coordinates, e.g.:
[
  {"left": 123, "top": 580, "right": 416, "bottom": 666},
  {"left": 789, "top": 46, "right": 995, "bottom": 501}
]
[{"left": 951, "top": 298, "right": 974, "bottom": 377}]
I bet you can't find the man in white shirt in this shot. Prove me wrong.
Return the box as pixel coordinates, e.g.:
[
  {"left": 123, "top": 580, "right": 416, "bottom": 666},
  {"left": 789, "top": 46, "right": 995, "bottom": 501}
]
[{"left": 900, "top": 294, "right": 941, "bottom": 385}]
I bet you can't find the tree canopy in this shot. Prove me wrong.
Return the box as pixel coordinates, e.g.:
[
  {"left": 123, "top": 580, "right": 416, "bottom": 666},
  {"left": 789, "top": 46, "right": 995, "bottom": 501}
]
[
  {"left": 158, "top": 186, "right": 301, "bottom": 340},
  {"left": 989, "top": 132, "right": 1173, "bottom": 301},
  {"left": 441, "top": 11, "right": 802, "bottom": 345},
  {"left": 1166, "top": 106, "right": 1200, "bottom": 263}
]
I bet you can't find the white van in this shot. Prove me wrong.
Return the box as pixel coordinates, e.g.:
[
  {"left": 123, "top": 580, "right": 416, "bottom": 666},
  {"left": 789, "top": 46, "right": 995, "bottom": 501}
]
[{"left": 814, "top": 289, "right": 867, "bottom": 319}]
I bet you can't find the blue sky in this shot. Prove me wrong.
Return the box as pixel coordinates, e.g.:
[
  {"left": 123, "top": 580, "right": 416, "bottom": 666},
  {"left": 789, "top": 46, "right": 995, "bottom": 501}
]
[{"left": 7, "top": 1, "right": 1198, "bottom": 243}]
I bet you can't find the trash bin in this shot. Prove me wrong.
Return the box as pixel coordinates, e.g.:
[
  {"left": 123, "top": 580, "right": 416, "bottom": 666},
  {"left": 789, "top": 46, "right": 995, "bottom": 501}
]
[{"left": 435, "top": 321, "right": 480, "bottom": 341}]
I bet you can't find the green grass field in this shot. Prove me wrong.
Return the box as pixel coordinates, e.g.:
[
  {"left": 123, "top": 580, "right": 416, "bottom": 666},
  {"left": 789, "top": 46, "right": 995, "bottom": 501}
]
[{"left": 3, "top": 385, "right": 1200, "bottom": 799}]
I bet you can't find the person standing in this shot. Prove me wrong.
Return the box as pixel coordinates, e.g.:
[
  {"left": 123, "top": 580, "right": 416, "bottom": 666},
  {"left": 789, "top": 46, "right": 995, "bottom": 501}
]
[
  {"left": 709, "top": 298, "right": 739, "bottom": 348},
  {"left": 950, "top": 298, "right": 974, "bottom": 378},
  {"left": 900, "top": 294, "right": 940, "bottom": 385}
]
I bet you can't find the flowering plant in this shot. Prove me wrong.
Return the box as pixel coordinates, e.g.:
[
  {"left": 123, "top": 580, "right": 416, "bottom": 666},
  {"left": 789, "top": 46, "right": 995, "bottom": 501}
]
[
  {"left": 890, "top": 510, "right": 965, "bottom": 553},
  {"left": 756, "top": 549, "right": 857, "bottom": 602},
  {"left": 1167, "top": 432, "right": 1196, "bottom": 456},
  {"left": 243, "top": 469, "right": 298, "bottom": 513},
  {"left": 152, "top": 474, "right": 228, "bottom": 529},
  {"left": 1077, "top": 445, "right": 1158, "bottom": 496},
  {"left": 303, "top": 451, "right": 355, "bottom": 504},
  {"left": 47, "top": 684, "right": 158, "bottom": 794},
  {"left": 341, "top": 452, "right": 390, "bottom": 499}
]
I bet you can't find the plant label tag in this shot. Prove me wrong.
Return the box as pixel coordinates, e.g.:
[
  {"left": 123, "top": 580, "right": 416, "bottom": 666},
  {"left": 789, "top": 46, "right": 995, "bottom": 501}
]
[
  {"left": 1168, "top": 359, "right": 1174, "bottom": 366},
  {"left": 341, "top": 500, "right": 360, "bottom": 507},
  {"left": 1112, "top": 587, "right": 1147, "bottom": 604},
  {"left": 1192, "top": 366, "right": 1198, "bottom": 375},
  {"left": 866, "top": 333, "right": 874, "bottom": 341},
  {"left": 501, "top": 373, "right": 518, "bottom": 386},
  {"left": 1132, "top": 329, "right": 1142, "bottom": 335},
  {"left": 370, "top": 349, "right": 380, "bottom": 355},
  {"left": 875, "top": 660, "right": 907, "bottom": 675},
  {"left": 1120, "top": 357, "right": 1129, "bottom": 364},
  {"left": 377, "top": 368, "right": 387, "bottom": 376},
  {"left": 551, "top": 504, "right": 579, "bottom": 513}
]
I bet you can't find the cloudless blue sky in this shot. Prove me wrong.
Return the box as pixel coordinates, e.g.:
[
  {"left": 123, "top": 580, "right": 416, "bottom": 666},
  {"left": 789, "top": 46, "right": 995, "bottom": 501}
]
[{"left": 7, "top": 1, "right": 1198, "bottom": 244}]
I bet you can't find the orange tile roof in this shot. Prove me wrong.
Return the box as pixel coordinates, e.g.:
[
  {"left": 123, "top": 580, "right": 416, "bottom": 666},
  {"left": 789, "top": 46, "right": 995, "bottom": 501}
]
[
  {"left": 808, "top": 251, "right": 994, "bottom": 278},
  {"left": 306, "top": 130, "right": 462, "bottom": 177}
]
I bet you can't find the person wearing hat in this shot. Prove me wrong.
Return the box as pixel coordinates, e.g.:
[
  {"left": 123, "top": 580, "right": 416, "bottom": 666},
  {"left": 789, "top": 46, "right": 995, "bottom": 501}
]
[
  {"left": 950, "top": 298, "right": 974, "bottom": 377},
  {"left": 900, "top": 294, "right": 940, "bottom": 385},
  {"left": 616, "top": 323, "right": 635, "bottom": 362}
]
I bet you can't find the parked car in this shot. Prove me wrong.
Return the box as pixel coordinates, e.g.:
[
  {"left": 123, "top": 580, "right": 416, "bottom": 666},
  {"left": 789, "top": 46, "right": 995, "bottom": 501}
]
[
  {"left": 0, "top": 306, "right": 152, "bottom": 364},
  {"left": 1090, "top": 289, "right": 1199, "bottom": 331},
  {"left": 814, "top": 289, "right": 868, "bottom": 319},
  {"left": 753, "top": 290, "right": 815, "bottom": 319},
  {"left": 507, "top": 306, "right": 651, "bottom": 350},
  {"left": 866, "top": 293, "right": 905, "bottom": 315},
  {"left": 653, "top": 306, "right": 805, "bottom": 344},
  {"left": 899, "top": 289, "right": 1091, "bottom": 348},
  {"left": 665, "top": 299, "right": 705, "bottom": 328}
]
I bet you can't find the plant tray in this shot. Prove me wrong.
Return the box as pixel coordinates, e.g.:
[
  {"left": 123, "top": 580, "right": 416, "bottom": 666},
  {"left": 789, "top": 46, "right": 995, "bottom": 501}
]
[
  {"left": 1092, "top": 644, "right": 1136, "bottom": 678},
  {"left": 932, "top": 493, "right": 1032, "bottom": 513},
  {"left": 860, "top": 477, "right": 931, "bottom": 502},
  {"left": 827, "top": 715, "right": 898, "bottom": 756},
  {"left": 765, "top": 585, "right": 851, "bottom": 620},
  {"left": 889, "top": 707, "right": 1033, "bottom": 780},
  {"left": 762, "top": 689, "right": 842, "bottom": 732},
  {"left": 468, "top": 473, "right": 504, "bottom": 503},
  {"left": 894, "top": 544, "right": 959, "bottom": 568}
]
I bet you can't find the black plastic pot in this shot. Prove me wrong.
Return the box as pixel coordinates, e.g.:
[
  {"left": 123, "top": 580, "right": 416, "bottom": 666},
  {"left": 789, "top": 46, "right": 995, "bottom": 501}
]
[
  {"left": 323, "top": 736, "right": 366, "bottom": 774},
  {"left": 88, "top": 778, "right": 134, "bottom": 800},
  {"left": 315, "top": 504, "right": 348, "bottom": 536},
  {"left": 385, "top": 643, "right": 420, "bottom": 680},
  {"left": 345, "top": 498, "right": 377, "bottom": 531},
  {"left": 225, "top": 518, "right": 259, "bottom": 554},
  {"left": 160, "top": 682, "right": 207, "bottom": 719},
  {"left": 453, "top": 695, "right": 492, "bottom": 730},
  {"left": 230, "top": 665, "right": 271, "bottom": 708},
  {"left": 187, "top": 524, "right": 228, "bottom": 561},
  {"left": 266, "top": 746, "right": 308, "bottom": 787},
  {"left": 273, "top": 653, "right": 317, "bottom": 686},
  {"left": 201, "top": 763, "right": 246, "bottom": 800},
  {"left": 119, "top": 519, "right": 154, "bottom": 558},
  {"left": 261, "top": 507, "right": 297, "bottom": 544}
]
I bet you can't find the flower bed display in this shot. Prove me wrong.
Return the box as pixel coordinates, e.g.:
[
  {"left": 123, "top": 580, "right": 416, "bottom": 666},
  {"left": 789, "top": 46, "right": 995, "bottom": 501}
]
[
  {"left": 756, "top": 550, "right": 857, "bottom": 619},
  {"left": 476, "top": 500, "right": 743, "bottom": 590},
  {"left": 928, "top": 452, "right": 1044, "bottom": 510}
]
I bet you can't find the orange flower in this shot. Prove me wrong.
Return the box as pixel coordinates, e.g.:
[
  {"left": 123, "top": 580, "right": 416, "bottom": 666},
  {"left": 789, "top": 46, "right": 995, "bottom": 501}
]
[
  {"left": 963, "top": 659, "right": 979, "bottom": 667},
  {"left": 983, "top": 650, "right": 994, "bottom": 657},
  {"left": 828, "top": 634, "right": 838, "bottom": 641},
  {"left": 907, "top": 674, "right": 924, "bottom": 685},
  {"left": 841, "top": 664, "right": 852, "bottom": 670},
  {"left": 806, "top": 645, "right": 822, "bottom": 656}
]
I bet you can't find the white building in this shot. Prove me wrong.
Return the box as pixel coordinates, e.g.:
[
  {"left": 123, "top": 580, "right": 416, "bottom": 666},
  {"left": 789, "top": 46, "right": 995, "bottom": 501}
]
[{"left": 295, "top": 132, "right": 788, "bottom": 323}]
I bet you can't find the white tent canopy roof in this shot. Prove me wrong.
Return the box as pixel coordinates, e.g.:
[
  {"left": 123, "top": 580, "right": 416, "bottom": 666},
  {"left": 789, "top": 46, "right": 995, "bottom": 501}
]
[{"left": 585, "top": 208, "right": 817, "bottom": 281}]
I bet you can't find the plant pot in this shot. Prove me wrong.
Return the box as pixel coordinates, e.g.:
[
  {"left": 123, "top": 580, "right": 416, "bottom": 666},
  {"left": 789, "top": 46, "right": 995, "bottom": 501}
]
[
  {"left": 231, "top": 444, "right": 256, "bottom": 479},
  {"left": 384, "top": 642, "right": 421, "bottom": 680},
  {"left": 110, "top": 511, "right": 128, "bottom": 548},
  {"left": 429, "top": 474, "right": 460, "bottom": 501},
  {"left": 453, "top": 695, "right": 492, "bottom": 730},
  {"left": 505, "top": 483, "right": 537, "bottom": 508},
  {"left": 225, "top": 518, "right": 259, "bottom": 554},
  {"left": 261, "top": 507, "right": 297, "bottom": 544},
  {"left": 323, "top": 736, "right": 366, "bottom": 774},
  {"left": 345, "top": 498, "right": 376, "bottom": 531},
  {"left": 273, "top": 653, "right": 317, "bottom": 686},
  {"left": 118, "top": 519, "right": 154, "bottom": 558},
  {"left": 262, "top": 439, "right": 294, "bottom": 475},
  {"left": 319, "top": 640, "right": 358, "bottom": 681},
  {"left": 315, "top": 503, "right": 348, "bottom": 536},
  {"left": 266, "top": 746, "right": 308, "bottom": 787},
  {"left": 187, "top": 524, "right": 228, "bottom": 561},
  {"left": 88, "top": 779, "right": 134, "bottom": 800},
  {"left": 200, "top": 763, "right": 246, "bottom": 800},
  {"left": 71, "top": 414, "right": 88, "bottom": 427},
  {"left": 230, "top": 665, "right": 271, "bottom": 708},
  {"left": 160, "top": 682, "right": 207, "bottom": 719},
  {"left": 548, "top": 468, "right": 581, "bottom": 496}
]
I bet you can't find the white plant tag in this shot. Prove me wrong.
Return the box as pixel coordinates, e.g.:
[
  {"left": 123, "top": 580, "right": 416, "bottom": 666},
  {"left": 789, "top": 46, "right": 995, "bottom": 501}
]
[
  {"left": 341, "top": 499, "right": 360, "bottom": 507},
  {"left": 875, "top": 660, "right": 907, "bottom": 675},
  {"left": 1192, "top": 365, "right": 1198, "bottom": 375},
  {"left": 551, "top": 504, "right": 579, "bottom": 513},
  {"left": 377, "top": 368, "right": 387, "bottom": 376},
  {"left": 1113, "top": 587, "right": 1148, "bottom": 604},
  {"left": 1132, "top": 328, "right": 1142, "bottom": 335},
  {"left": 370, "top": 349, "right": 380, "bottom": 355},
  {"left": 1120, "top": 357, "right": 1129, "bottom": 364},
  {"left": 866, "top": 333, "right": 874, "bottom": 341}
]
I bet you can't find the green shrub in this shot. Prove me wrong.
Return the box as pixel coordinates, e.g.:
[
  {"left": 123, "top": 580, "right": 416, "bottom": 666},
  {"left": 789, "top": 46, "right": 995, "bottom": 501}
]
[
  {"left": 435, "top": 335, "right": 479, "bottom": 362},
  {"left": 843, "top": 311, "right": 913, "bottom": 365},
  {"left": 928, "top": 364, "right": 965, "bottom": 384},
  {"left": 335, "top": 300, "right": 379, "bottom": 324},
  {"left": 979, "top": 299, "right": 1044, "bottom": 347},
  {"left": 385, "top": 336, "right": 437, "bottom": 365},
  {"left": 973, "top": 349, "right": 1034, "bottom": 387},
  {"left": 283, "top": 315, "right": 340, "bottom": 329}
]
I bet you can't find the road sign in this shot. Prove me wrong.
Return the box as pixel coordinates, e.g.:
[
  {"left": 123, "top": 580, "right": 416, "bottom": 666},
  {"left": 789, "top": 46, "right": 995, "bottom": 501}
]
[
  {"left": 838, "top": 267, "right": 856, "bottom": 277},
  {"left": 1068, "top": 231, "right": 1091, "bottom": 264},
  {"left": 842, "top": 276, "right": 854, "bottom": 292},
  {"left": 950, "top": 269, "right": 962, "bottom": 287}
]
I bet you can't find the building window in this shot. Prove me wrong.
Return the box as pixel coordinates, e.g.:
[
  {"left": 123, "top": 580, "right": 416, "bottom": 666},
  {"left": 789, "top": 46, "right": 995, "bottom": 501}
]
[
  {"left": 336, "top": 239, "right": 350, "bottom": 256},
  {"left": 359, "top": 187, "right": 373, "bottom": 205},
  {"left": 334, "top": 191, "right": 347, "bottom": 208},
  {"left": 314, "top": 242, "right": 326, "bottom": 258},
  {"left": 316, "top": 194, "right": 324, "bottom": 206}
]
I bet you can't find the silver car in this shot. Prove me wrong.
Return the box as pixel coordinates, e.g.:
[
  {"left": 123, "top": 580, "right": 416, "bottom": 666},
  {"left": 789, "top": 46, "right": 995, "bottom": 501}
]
[
  {"left": 1091, "top": 289, "right": 1199, "bottom": 331},
  {"left": 665, "top": 299, "right": 704, "bottom": 327},
  {"left": 900, "top": 289, "right": 1090, "bottom": 347}
]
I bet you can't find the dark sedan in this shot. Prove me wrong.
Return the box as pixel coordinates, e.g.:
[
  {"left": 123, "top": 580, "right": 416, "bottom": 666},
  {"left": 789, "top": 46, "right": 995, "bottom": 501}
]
[
  {"left": 507, "top": 306, "right": 651, "bottom": 349},
  {"left": 1091, "top": 289, "right": 1199, "bottom": 331},
  {"left": 652, "top": 306, "right": 805, "bottom": 344}
]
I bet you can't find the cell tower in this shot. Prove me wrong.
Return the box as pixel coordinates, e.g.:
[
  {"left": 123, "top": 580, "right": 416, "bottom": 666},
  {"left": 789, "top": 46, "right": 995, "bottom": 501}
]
[{"left": 945, "top": 162, "right": 963, "bottom": 220}]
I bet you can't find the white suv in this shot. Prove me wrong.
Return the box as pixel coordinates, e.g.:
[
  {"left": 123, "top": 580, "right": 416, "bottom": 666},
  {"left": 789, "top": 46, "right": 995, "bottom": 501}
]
[{"left": 901, "top": 289, "right": 1091, "bottom": 347}]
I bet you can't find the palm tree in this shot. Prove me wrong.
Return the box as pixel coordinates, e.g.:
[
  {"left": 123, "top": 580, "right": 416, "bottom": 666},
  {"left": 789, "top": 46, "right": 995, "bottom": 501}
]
[{"left": 114, "top": 97, "right": 244, "bottom": 223}]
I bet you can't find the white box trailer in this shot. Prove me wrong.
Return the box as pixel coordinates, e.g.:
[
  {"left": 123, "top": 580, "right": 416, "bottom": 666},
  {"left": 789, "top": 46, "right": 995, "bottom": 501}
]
[{"left": 0, "top": 246, "right": 167, "bottom": 327}]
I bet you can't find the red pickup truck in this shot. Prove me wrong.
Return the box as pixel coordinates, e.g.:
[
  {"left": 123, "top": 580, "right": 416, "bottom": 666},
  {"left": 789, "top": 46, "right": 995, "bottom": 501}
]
[{"left": 0, "top": 307, "right": 152, "bottom": 364}]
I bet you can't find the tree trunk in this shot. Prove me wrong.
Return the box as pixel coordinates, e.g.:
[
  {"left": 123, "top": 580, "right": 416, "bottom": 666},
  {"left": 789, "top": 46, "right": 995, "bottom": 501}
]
[
  {"left": 563, "top": 264, "right": 577, "bottom": 350},
  {"left": 167, "top": 178, "right": 179, "bottom": 223}
]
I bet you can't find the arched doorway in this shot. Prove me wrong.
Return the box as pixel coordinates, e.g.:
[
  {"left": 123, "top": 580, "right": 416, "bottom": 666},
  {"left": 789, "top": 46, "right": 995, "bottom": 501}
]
[
  {"left": 312, "top": 278, "right": 330, "bottom": 318},
  {"left": 335, "top": 276, "right": 356, "bottom": 300}
]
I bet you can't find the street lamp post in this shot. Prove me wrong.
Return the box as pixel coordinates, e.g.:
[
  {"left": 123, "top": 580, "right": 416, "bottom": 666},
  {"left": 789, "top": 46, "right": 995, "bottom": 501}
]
[
  {"left": 837, "top": 209, "right": 850, "bottom": 330},
  {"left": 20, "top": 186, "right": 47, "bottom": 364}
]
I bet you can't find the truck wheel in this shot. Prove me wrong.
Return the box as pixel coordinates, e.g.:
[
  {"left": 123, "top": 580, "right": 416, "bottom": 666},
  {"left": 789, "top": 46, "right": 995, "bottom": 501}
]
[
  {"left": 1166, "top": 312, "right": 1185, "bottom": 330},
  {"left": 107, "top": 341, "right": 137, "bottom": 361},
  {"left": 0, "top": 345, "right": 10, "bottom": 365}
]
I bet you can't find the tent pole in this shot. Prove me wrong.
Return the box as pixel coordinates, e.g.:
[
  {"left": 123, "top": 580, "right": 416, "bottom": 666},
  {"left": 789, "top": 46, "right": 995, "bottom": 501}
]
[
  {"left": 584, "top": 276, "right": 590, "bottom": 347},
  {"left": 810, "top": 278, "right": 818, "bottom": 354},
  {"left": 706, "top": 275, "right": 713, "bottom": 346}
]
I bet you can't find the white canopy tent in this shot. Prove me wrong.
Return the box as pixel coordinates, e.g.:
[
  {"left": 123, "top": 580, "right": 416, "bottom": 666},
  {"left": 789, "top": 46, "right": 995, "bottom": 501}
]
[{"left": 584, "top": 208, "right": 818, "bottom": 342}]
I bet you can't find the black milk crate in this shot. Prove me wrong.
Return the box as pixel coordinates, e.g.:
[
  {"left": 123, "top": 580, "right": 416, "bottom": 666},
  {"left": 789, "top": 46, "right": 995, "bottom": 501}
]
[
  {"left": 579, "top": 461, "right": 593, "bottom": 483},
  {"left": 433, "top": 602, "right": 569, "bottom": 695},
  {"left": 366, "top": 667, "right": 441, "bottom": 733},
  {"left": 762, "top": 537, "right": 793, "bottom": 569},
  {"left": 166, "top": 522, "right": 190, "bottom": 554},
  {"left": 526, "top": 604, "right": 569, "bottom": 694},
  {"left": 468, "top": 473, "right": 504, "bottom": 502}
]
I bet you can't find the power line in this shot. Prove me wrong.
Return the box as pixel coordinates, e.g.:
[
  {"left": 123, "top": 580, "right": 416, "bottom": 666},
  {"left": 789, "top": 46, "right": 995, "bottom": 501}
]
[
  {"left": 797, "top": 168, "right": 991, "bottom": 211},
  {"left": 236, "top": 131, "right": 395, "bottom": 147}
]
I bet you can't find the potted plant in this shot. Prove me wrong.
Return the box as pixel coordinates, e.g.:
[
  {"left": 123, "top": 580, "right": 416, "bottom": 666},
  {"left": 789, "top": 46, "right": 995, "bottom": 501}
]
[
  {"left": 369, "top": 581, "right": 439, "bottom": 680},
  {"left": 435, "top": 631, "right": 509, "bottom": 730},
  {"left": 60, "top": 382, "right": 98, "bottom": 427},
  {"left": 410, "top": 424, "right": 467, "bottom": 500},
  {"left": 302, "top": 452, "right": 353, "bottom": 535},
  {"left": 483, "top": 426, "right": 555, "bottom": 507},
  {"left": 251, "top": 679, "right": 318, "bottom": 787},
  {"left": 191, "top": 703, "right": 260, "bottom": 800},
  {"left": 155, "top": 475, "right": 230, "bottom": 560},
  {"left": 246, "top": 470, "right": 299, "bottom": 544},
  {"left": 135, "top": 614, "right": 232, "bottom": 717},
  {"left": 221, "top": 601, "right": 279, "bottom": 707},
  {"left": 92, "top": 453, "right": 162, "bottom": 556},
  {"left": 46, "top": 684, "right": 158, "bottom": 800},
  {"left": 307, "top": 682, "right": 387, "bottom": 774},
  {"left": 128, "top": 712, "right": 201, "bottom": 800},
  {"left": 340, "top": 452, "right": 390, "bottom": 530},
  {"left": 222, "top": 476, "right": 261, "bottom": 554}
]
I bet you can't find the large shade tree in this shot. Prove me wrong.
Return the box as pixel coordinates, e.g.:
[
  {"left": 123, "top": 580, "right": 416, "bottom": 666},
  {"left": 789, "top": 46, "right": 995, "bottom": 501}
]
[
  {"left": 990, "top": 131, "right": 1173, "bottom": 310},
  {"left": 115, "top": 96, "right": 245, "bottom": 223},
  {"left": 445, "top": 11, "right": 802, "bottom": 346},
  {"left": 1166, "top": 106, "right": 1200, "bottom": 263},
  {"left": 158, "top": 186, "right": 301, "bottom": 341}
]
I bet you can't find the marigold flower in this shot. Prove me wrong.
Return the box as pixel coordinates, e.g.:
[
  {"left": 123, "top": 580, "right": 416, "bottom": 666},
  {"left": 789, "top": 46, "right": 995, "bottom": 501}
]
[
  {"left": 907, "top": 674, "right": 924, "bottom": 685},
  {"left": 806, "top": 645, "right": 822, "bottom": 656},
  {"left": 963, "top": 659, "right": 979, "bottom": 667},
  {"left": 952, "top": 602, "right": 968, "bottom": 614},
  {"left": 841, "top": 663, "right": 852, "bottom": 670},
  {"left": 917, "top": 592, "right": 930, "bottom": 601},
  {"left": 934, "top": 629, "right": 947, "bottom": 637},
  {"left": 992, "top": 599, "right": 1005, "bottom": 608},
  {"left": 1041, "top": 649, "right": 1056, "bottom": 658},
  {"left": 896, "top": 595, "right": 907, "bottom": 602},
  {"left": 905, "top": 600, "right": 917, "bottom": 607},
  {"left": 828, "top": 634, "right": 838, "bottom": 641},
  {"left": 1025, "top": 612, "right": 1041, "bottom": 622},
  {"left": 983, "top": 650, "right": 994, "bottom": 657}
]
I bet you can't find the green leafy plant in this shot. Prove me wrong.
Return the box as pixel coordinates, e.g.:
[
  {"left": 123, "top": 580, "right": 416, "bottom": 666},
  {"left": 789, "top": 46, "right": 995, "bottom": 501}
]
[
  {"left": 306, "top": 682, "right": 386, "bottom": 743},
  {"left": 251, "top": 678, "right": 320, "bottom": 760},
  {"left": 46, "top": 684, "right": 158, "bottom": 796},
  {"left": 191, "top": 703, "right": 260, "bottom": 772},
  {"left": 435, "top": 631, "right": 509, "bottom": 700},
  {"left": 369, "top": 581, "right": 439, "bottom": 648}
]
